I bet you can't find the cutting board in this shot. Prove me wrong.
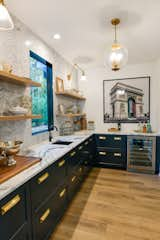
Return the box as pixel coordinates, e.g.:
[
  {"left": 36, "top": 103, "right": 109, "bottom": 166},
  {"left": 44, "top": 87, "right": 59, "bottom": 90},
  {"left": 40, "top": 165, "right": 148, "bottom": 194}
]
[{"left": 0, "top": 155, "right": 41, "bottom": 184}]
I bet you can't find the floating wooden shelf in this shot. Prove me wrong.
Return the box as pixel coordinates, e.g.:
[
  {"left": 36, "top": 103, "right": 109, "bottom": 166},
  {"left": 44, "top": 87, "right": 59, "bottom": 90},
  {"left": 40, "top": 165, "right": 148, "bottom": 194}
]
[
  {"left": 0, "top": 71, "right": 41, "bottom": 87},
  {"left": 55, "top": 91, "right": 86, "bottom": 100},
  {"left": 56, "top": 113, "right": 86, "bottom": 118},
  {"left": 0, "top": 115, "right": 42, "bottom": 121}
]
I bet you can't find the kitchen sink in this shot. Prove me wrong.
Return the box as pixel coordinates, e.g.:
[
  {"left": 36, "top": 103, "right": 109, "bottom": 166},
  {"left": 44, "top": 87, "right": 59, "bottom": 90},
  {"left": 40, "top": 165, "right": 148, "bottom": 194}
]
[{"left": 52, "top": 141, "right": 73, "bottom": 145}]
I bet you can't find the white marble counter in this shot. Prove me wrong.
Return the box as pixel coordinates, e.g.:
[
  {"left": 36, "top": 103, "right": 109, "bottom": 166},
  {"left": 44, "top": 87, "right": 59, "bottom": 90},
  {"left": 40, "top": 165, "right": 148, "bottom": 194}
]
[
  {"left": 75, "top": 130, "right": 159, "bottom": 137},
  {"left": 0, "top": 134, "right": 91, "bottom": 201}
]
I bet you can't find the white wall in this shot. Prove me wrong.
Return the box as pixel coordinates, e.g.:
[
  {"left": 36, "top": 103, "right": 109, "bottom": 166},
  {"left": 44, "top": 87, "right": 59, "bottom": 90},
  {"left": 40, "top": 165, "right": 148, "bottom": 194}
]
[
  {"left": 0, "top": 16, "right": 78, "bottom": 149},
  {"left": 78, "top": 62, "right": 159, "bottom": 132}
]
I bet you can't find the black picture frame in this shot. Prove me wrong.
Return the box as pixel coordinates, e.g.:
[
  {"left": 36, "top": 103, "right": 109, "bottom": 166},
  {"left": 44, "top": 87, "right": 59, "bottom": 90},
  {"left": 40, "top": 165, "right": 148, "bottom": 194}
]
[{"left": 103, "top": 76, "right": 150, "bottom": 123}]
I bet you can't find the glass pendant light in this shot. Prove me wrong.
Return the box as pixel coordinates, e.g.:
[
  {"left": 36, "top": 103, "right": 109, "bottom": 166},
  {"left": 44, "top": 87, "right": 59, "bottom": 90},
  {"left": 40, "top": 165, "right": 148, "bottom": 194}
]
[
  {"left": 0, "top": 0, "right": 14, "bottom": 30},
  {"left": 105, "top": 18, "right": 128, "bottom": 71}
]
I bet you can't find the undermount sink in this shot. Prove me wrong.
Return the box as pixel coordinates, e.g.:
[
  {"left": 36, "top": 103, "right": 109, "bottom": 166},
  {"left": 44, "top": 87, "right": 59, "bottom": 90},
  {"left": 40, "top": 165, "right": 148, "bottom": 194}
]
[{"left": 52, "top": 141, "right": 73, "bottom": 145}]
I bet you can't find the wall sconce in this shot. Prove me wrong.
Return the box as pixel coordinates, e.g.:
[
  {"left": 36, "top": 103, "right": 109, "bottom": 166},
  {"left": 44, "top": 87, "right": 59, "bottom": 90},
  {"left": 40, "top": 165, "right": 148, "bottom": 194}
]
[{"left": 67, "top": 63, "right": 86, "bottom": 81}]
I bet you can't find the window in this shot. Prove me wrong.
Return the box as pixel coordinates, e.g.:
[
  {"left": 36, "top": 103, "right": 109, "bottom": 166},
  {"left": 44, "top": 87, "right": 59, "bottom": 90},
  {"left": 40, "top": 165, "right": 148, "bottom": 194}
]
[{"left": 30, "top": 51, "right": 53, "bottom": 134}]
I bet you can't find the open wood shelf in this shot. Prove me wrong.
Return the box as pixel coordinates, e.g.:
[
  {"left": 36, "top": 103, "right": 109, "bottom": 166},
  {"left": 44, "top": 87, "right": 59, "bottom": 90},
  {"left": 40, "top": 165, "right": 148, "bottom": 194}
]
[
  {"left": 56, "top": 113, "right": 86, "bottom": 118},
  {"left": 0, "top": 71, "right": 41, "bottom": 87},
  {"left": 55, "top": 91, "right": 86, "bottom": 100},
  {"left": 0, "top": 115, "right": 42, "bottom": 121}
]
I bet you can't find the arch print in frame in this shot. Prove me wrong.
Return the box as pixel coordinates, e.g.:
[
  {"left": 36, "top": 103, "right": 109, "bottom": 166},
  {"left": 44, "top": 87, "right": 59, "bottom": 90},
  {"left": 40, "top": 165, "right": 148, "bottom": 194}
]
[{"left": 103, "top": 76, "right": 150, "bottom": 123}]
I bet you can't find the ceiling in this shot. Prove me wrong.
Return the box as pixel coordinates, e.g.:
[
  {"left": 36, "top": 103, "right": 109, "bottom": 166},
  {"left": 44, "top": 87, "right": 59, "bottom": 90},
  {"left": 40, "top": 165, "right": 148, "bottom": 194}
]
[{"left": 6, "top": 0, "right": 160, "bottom": 68}]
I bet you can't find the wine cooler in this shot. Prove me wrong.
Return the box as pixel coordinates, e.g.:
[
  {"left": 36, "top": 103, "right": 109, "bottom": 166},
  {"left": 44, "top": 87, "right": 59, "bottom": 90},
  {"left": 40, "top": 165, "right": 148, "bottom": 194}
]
[{"left": 127, "top": 136, "right": 156, "bottom": 174}]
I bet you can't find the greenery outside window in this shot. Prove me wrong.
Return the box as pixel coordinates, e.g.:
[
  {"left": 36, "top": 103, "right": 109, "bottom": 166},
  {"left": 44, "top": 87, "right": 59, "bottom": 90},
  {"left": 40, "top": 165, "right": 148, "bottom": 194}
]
[{"left": 30, "top": 51, "right": 53, "bottom": 134}]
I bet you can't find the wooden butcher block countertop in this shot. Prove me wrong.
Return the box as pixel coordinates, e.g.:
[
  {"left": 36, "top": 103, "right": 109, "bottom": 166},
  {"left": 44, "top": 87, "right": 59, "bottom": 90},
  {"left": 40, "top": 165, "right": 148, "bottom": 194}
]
[{"left": 0, "top": 156, "right": 41, "bottom": 184}]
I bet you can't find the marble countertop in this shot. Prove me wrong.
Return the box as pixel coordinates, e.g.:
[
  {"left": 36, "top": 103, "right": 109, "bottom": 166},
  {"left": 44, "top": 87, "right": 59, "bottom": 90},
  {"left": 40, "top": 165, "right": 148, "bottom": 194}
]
[
  {"left": 0, "top": 134, "right": 92, "bottom": 201},
  {"left": 75, "top": 130, "right": 159, "bottom": 137},
  {"left": 0, "top": 130, "right": 159, "bottom": 201}
]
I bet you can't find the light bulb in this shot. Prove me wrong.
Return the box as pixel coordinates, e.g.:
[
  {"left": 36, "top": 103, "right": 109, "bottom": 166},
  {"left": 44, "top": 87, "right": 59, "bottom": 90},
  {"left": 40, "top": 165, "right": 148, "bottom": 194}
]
[
  {"left": 0, "top": 1, "right": 14, "bottom": 30},
  {"left": 105, "top": 43, "right": 128, "bottom": 71},
  {"left": 80, "top": 72, "right": 86, "bottom": 81}
]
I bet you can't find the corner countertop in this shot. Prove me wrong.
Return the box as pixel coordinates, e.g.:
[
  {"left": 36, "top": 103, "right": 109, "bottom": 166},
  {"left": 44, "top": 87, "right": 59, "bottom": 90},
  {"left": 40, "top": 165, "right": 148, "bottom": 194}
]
[{"left": 0, "top": 134, "right": 92, "bottom": 201}]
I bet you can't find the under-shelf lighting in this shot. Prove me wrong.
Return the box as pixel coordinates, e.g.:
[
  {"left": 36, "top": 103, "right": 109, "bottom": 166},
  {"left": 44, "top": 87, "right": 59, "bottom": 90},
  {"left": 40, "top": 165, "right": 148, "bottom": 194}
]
[{"left": 0, "top": 0, "right": 14, "bottom": 30}]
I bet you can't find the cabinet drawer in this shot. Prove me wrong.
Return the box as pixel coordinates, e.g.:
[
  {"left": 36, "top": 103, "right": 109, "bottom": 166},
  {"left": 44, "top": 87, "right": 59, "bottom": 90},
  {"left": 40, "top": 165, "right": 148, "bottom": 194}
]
[
  {"left": 67, "top": 148, "right": 80, "bottom": 173},
  {"left": 0, "top": 186, "right": 28, "bottom": 240},
  {"left": 30, "top": 157, "right": 67, "bottom": 211},
  {"left": 96, "top": 134, "right": 126, "bottom": 149},
  {"left": 97, "top": 148, "right": 126, "bottom": 168},
  {"left": 68, "top": 170, "right": 81, "bottom": 201},
  {"left": 33, "top": 183, "right": 67, "bottom": 240}
]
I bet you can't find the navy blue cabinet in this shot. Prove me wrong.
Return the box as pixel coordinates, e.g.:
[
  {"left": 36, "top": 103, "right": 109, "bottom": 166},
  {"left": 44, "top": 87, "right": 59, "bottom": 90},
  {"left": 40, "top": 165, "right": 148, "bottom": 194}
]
[
  {"left": 0, "top": 185, "right": 30, "bottom": 240},
  {"left": 95, "top": 134, "right": 127, "bottom": 169}
]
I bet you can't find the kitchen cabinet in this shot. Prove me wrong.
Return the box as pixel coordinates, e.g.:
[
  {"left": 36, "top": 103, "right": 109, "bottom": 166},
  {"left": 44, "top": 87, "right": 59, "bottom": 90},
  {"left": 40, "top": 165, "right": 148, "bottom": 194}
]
[
  {"left": 30, "top": 156, "right": 67, "bottom": 212},
  {"left": 0, "top": 185, "right": 30, "bottom": 240},
  {"left": 95, "top": 134, "right": 127, "bottom": 169},
  {"left": 1, "top": 133, "right": 159, "bottom": 240}
]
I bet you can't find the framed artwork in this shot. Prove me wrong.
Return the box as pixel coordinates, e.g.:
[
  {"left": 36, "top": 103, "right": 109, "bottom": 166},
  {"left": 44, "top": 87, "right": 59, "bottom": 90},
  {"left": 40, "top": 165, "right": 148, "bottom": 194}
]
[
  {"left": 103, "top": 76, "right": 150, "bottom": 123},
  {"left": 56, "top": 77, "right": 64, "bottom": 93}
]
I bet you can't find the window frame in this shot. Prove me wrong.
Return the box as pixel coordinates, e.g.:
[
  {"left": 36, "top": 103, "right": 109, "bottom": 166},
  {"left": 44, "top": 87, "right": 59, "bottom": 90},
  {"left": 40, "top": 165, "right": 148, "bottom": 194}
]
[{"left": 30, "top": 51, "right": 54, "bottom": 135}]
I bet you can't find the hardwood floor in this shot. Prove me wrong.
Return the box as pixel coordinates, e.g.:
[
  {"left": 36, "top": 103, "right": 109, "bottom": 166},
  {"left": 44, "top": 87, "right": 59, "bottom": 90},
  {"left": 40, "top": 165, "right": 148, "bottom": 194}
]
[{"left": 50, "top": 168, "right": 160, "bottom": 240}]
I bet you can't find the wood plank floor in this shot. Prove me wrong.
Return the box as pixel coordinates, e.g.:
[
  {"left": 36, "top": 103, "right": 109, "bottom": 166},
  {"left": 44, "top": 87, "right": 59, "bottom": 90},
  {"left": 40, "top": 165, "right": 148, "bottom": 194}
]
[{"left": 50, "top": 168, "right": 160, "bottom": 240}]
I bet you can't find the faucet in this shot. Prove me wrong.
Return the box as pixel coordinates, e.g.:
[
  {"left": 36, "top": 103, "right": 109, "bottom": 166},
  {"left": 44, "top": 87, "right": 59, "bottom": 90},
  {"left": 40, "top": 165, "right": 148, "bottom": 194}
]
[{"left": 49, "top": 125, "right": 58, "bottom": 142}]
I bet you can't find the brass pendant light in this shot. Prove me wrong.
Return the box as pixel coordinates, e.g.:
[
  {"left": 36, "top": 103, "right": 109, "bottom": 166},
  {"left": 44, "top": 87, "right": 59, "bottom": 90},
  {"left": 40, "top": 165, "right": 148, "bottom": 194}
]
[{"left": 105, "top": 18, "right": 128, "bottom": 71}]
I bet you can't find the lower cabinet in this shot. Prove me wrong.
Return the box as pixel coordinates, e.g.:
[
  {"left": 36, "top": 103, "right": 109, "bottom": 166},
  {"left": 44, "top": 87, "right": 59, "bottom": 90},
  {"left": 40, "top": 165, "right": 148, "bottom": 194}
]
[
  {"left": 32, "top": 183, "right": 67, "bottom": 240},
  {"left": 0, "top": 136, "right": 94, "bottom": 240},
  {"left": 0, "top": 185, "right": 30, "bottom": 240},
  {"left": 96, "top": 148, "right": 126, "bottom": 169}
]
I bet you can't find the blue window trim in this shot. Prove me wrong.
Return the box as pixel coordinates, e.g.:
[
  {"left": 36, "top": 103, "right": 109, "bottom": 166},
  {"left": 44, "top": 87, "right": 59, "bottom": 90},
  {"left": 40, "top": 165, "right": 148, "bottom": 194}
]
[{"left": 30, "top": 51, "right": 54, "bottom": 135}]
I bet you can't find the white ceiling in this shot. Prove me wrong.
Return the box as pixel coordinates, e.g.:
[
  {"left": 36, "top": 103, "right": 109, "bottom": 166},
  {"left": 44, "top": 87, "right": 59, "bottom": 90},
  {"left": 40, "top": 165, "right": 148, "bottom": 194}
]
[{"left": 6, "top": 0, "right": 160, "bottom": 68}]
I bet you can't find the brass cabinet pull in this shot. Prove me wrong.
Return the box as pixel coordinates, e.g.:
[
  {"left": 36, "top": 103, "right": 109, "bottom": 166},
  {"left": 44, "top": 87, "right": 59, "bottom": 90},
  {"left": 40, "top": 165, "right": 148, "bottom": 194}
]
[
  {"left": 114, "top": 153, "right": 121, "bottom": 157},
  {"left": 79, "top": 167, "right": 82, "bottom": 172},
  {"left": 71, "top": 176, "right": 76, "bottom": 182},
  {"left": 1, "top": 195, "right": 21, "bottom": 216},
  {"left": 40, "top": 208, "right": 50, "bottom": 224},
  {"left": 85, "top": 141, "right": 89, "bottom": 145},
  {"left": 38, "top": 172, "right": 49, "bottom": 184},
  {"left": 99, "top": 136, "right": 106, "bottom": 140},
  {"left": 99, "top": 151, "right": 107, "bottom": 156},
  {"left": 114, "top": 137, "right": 121, "bottom": 141},
  {"left": 58, "top": 159, "right": 65, "bottom": 167},
  {"left": 78, "top": 146, "right": 83, "bottom": 150},
  {"left": 59, "top": 188, "right": 66, "bottom": 198},
  {"left": 70, "top": 151, "right": 76, "bottom": 157}
]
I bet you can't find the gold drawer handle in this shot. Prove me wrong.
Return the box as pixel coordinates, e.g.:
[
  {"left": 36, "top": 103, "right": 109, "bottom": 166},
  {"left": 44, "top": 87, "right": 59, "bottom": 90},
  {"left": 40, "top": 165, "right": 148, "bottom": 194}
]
[
  {"left": 40, "top": 208, "right": 50, "bottom": 224},
  {"left": 38, "top": 172, "right": 49, "bottom": 184},
  {"left": 99, "top": 136, "right": 106, "bottom": 140},
  {"left": 59, "top": 188, "right": 66, "bottom": 198},
  {"left": 114, "top": 137, "right": 122, "bottom": 141},
  {"left": 99, "top": 151, "right": 107, "bottom": 156},
  {"left": 85, "top": 141, "right": 89, "bottom": 145},
  {"left": 78, "top": 146, "right": 83, "bottom": 150},
  {"left": 71, "top": 176, "right": 76, "bottom": 182},
  {"left": 58, "top": 160, "right": 65, "bottom": 167},
  {"left": 1, "top": 195, "right": 21, "bottom": 216},
  {"left": 70, "top": 151, "right": 76, "bottom": 157},
  {"left": 114, "top": 153, "right": 121, "bottom": 157},
  {"left": 79, "top": 167, "right": 82, "bottom": 172}
]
